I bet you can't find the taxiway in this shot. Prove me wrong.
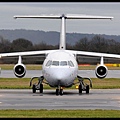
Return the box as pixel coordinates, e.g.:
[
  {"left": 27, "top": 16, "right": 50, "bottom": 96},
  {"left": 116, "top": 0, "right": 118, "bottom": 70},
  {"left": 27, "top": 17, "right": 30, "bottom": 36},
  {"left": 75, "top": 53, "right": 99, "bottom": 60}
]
[{"left": 0, "top": 89, "right": 120, "bottom": 110}]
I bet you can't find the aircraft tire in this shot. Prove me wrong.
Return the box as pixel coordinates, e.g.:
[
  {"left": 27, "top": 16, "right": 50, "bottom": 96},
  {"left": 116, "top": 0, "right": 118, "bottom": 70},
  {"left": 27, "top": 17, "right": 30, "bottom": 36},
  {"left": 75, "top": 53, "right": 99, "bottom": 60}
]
[
  {"left": 56, "top": 88, "right": 59, "bottom": 96},
  {"left": 86, "top": 85, "right": 89, "bottom": 94},
  {"left": 60, "top": 89, "right": 63, "bottom": 96},
  {"left": 79, "top": 84, "right": 82, "bottom": 94},
  {"left": 40, "top": 84, "right": 43, "bottom": 93},
  {"left": 32, "top": 84, "right": 36, "bottom": 93}
]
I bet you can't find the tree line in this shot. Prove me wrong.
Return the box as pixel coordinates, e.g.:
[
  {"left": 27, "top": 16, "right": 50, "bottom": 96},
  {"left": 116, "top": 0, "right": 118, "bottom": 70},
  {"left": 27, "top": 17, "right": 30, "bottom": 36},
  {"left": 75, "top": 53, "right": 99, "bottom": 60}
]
[{"left": 0, "top": 35, "right": 120, "bottom": 64}]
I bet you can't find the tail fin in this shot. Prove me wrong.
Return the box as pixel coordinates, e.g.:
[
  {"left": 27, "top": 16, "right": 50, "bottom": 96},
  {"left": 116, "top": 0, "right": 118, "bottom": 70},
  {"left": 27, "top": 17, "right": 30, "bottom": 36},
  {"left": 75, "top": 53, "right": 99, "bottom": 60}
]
[{"left": 14, "top": 14, "right": 113, "bottom": 50}]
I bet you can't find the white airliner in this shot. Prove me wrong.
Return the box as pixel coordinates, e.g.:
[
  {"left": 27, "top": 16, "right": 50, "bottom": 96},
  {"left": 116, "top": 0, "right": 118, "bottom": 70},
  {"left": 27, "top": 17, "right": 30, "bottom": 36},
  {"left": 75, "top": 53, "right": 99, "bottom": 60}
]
[{"left": 0, "top": 14, "right": 120, "bottom": 95}]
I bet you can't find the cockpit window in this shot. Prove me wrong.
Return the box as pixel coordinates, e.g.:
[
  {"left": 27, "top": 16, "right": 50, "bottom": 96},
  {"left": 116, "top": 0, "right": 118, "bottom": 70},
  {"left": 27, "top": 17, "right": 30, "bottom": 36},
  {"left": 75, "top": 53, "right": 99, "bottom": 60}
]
[
  {"left": 46, "top": 60, "right": 74, "bottom": 67},
  {"left": 68, "top": 60, "right": 74, "bottom": 67},
  {"left": 60, "top": 61, "right": 67, "bottom": 66},
  {"left": 52, "top": 61, "right": 59, "bottom": 66},
  {"left": 46, "top": 60, "right": 52, "bottom": 67}
]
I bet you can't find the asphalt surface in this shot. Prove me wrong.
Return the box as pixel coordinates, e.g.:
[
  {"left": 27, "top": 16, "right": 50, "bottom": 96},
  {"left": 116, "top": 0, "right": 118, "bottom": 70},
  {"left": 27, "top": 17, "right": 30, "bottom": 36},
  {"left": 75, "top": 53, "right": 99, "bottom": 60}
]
[{"left": 0, "top": 89, "right": 120, "bottom": 110}]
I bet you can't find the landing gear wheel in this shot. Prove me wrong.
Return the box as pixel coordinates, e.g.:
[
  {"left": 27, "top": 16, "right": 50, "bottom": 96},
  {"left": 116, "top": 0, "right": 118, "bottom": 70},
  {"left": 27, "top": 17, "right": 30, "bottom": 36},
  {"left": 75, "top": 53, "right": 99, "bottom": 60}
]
[
  {"left": 40, "top": 84, "right": 43, "bottom": 93},
  {"left": 32, "top": 84, "right": 36, "bottom": 93},
  {"left": 86, "top": 85, "right": 89, "bottom": 94},
  {"left": 79, "top": 84, "right": 82, "bottom": 94},
  {"left": 56, "top": 88, "right": 59, "bottom": 96},
  {"left": 60, "top": 89, "right": 63, "bottom": 96}
]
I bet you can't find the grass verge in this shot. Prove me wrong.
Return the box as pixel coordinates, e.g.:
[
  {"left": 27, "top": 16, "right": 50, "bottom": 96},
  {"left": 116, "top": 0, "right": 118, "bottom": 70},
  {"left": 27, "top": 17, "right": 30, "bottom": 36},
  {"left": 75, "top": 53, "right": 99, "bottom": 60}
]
[
  {"left": 0, "top": 78, "right": 120, "bottom": 89},
  {"left": 0, "top": 109, "right": 120, "bottom": 118}
]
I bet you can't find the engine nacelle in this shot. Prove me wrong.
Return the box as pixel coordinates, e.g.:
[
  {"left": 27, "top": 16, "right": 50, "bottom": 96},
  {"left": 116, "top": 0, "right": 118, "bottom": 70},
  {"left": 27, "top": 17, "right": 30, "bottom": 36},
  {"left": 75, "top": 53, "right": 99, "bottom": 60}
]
[
  {"left": 95, "top": 64, "right": 108, "bottom": 79},
  {"left": 13, "top": 63, "right": 26, "bottom": 78}
]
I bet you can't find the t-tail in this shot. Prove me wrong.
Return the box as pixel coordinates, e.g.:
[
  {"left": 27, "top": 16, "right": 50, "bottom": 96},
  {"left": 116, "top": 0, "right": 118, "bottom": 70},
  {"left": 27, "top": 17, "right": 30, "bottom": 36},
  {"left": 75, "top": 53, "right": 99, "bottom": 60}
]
[{"left": 14, "top": 14, "right": 113, "bottom": 50}]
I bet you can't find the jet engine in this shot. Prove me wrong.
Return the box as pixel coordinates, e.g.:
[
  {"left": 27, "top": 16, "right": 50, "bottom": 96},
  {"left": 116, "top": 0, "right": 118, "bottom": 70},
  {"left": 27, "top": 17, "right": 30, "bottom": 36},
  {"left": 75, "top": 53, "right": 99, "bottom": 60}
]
[
  {"left": 95, "top": 64, "right": 108, "bottom": 79},
  {"left": 13, "top": 56, "right": 26, "bottom": 78},
  {"left": 14, "top": 63, "right": 26, "bottom": 78}
]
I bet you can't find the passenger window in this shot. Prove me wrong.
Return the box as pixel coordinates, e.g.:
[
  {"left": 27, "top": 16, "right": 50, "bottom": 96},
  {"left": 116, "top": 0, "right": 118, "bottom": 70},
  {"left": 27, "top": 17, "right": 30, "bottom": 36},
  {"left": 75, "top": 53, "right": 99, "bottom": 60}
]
[
  {"left": 60, "top": 61, "right": 67, "bottom": 66},
  {"left": 52, "top": 61, "right": 59, "bottom": 66},
  {"left": 68, "top": 61, "right": 74, "bottom": 67},
  {"left": 46, "top": 60, "right": 52, "bottom": 67}
]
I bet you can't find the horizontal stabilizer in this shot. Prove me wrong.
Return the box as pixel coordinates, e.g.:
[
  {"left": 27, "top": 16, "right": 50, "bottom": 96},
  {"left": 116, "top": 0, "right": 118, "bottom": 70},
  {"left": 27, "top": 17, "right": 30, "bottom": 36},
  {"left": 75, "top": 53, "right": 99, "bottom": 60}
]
[{"left": 13, "top": 14, "right": 113, "bottom": 20}]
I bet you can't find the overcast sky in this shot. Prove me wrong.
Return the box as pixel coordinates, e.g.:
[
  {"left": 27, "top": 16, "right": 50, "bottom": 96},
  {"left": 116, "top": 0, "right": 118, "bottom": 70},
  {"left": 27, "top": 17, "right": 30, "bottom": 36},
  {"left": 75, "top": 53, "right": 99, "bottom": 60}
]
[{"left": 0, "top": 2, "right": 120, "bottom": 35}]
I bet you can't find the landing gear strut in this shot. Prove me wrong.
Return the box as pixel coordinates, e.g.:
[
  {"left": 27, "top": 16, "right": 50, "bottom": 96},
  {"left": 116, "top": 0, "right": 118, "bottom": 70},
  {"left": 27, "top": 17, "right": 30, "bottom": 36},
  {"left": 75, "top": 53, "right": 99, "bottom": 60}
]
[{"left": 77, "top": 76, "right": 92, "bottom": 94}]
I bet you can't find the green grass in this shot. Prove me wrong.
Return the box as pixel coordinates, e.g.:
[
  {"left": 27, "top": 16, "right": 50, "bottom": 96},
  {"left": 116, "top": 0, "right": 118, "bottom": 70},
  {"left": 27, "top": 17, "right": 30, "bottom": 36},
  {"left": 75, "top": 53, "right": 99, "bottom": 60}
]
[
  {"left": 0, "top": 78, "right": 120, "bottom": 89},
  {"left": 0, "top": 109, "right": 120, "bottom": 118}
]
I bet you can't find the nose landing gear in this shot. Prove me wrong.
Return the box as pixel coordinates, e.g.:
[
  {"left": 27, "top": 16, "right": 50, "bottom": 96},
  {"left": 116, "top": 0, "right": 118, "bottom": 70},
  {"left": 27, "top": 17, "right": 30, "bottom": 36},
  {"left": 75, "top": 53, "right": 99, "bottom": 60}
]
[{"left": 56, "top": 87, "right": 63, "bottom": 96}]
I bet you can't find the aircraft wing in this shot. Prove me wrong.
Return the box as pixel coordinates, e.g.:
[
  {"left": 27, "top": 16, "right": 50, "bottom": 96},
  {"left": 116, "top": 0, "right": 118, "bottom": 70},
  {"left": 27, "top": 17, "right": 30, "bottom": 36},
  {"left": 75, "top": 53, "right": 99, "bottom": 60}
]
[
  {"left": 1, "top": 49, "right": 120, "bottom": 59},
  {"left": 66, "top": 50, "right": 120, "bottom": 59},
  {"left": 0, "top": 50, "right": 58, "bottom": 58}
]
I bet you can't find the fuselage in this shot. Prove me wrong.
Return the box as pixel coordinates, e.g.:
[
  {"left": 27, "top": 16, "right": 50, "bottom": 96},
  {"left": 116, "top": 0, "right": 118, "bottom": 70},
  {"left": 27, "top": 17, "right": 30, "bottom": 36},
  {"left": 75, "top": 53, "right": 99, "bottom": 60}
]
[{"left": 42, "top": 50, "right": 78, "bottom": 87}]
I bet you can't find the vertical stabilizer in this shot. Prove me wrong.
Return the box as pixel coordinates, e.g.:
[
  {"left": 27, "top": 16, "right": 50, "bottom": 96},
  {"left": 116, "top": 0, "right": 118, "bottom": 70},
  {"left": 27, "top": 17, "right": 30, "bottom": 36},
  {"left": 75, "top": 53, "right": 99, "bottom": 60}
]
[{"left": 59, "top": 14, "right": 66, "bottom": 50}]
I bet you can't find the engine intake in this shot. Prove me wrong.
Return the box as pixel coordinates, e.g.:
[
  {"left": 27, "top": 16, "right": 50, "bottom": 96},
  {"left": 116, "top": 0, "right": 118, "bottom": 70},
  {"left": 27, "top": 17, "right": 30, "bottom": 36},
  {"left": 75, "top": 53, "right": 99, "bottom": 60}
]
[
  {"left": 95, "top": 64, "right": 108, "bottom": 79},
  {"left": 14, "top": 63, "right": 26, "bottom": 78}
]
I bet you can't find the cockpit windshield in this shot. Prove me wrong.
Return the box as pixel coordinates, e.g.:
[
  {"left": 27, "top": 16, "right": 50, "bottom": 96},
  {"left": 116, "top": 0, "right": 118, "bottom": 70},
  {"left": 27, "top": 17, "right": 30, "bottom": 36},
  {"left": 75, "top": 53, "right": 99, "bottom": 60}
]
[
  {"left": 52, "top": 61, "right": 59, "bottom": 66},
  {"left": 46, "top": 60, "right": 52, "bottom": 67},
  {"left": 59, "top": 61, "right": 67, "bottom": 66},
  {"left": 46, "top": 60, "right": 74, "bottom": 67}
]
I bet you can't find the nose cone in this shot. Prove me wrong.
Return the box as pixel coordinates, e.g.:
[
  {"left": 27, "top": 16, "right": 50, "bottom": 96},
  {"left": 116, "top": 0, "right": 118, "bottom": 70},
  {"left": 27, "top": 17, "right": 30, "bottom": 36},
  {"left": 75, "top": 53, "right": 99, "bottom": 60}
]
[
  {"left": 51, "top": 69, "right": 66, "bottom": 85},
  {"left": 54, "top": 74, "right": 67, "bottom": 86},
  {"left": 49, "top": 68, "right": 74, "bottom": 86},
  {"left": 54, "top": 70, "right": 65, "bottom": 80}
]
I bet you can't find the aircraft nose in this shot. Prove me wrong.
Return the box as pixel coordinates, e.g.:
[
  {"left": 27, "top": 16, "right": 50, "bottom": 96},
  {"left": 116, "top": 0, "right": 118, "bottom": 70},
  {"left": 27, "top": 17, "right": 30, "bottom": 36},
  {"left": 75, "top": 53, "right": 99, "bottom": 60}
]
[
  {"left": 51, "top": 68, "right": 70, "bottom": 83},
  {"left": 44, "top": 67, "right": 77, "bottom": 87},
  {"left": 54, "top": 71, "right": 65, "bottom": 80}
]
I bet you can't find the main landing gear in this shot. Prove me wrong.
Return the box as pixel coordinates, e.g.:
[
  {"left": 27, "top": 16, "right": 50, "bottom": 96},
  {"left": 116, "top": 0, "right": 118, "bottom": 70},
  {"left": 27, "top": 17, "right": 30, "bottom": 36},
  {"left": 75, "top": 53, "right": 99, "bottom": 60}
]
[
  {"left": 76, "top": 75, "right": 92, "bottom": 94},
  {"left": 30, "top": 76, "right": 48, "bottom": 94}
]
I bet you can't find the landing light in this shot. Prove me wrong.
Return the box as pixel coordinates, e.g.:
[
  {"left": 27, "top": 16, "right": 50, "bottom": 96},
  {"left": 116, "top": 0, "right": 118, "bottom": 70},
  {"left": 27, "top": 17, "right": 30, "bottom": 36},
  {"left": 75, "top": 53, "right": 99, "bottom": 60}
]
[{"left": 76, "top": 85, "right": 79, "bottom": 89}]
